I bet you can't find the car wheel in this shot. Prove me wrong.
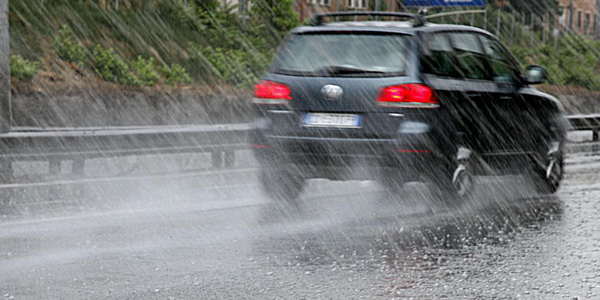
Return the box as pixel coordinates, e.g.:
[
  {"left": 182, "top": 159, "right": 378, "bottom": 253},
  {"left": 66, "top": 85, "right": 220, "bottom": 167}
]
[
  {"left": 260, "top": 168, "right": 305, "bottom": 204},
  {"left": 430, "top": 148, "right": 475, "bottom": 204},
  {"left": 529, "top": 150, "right": 563, "bottom": 195},
  {"left": 433, "top": 162, "right": 474, "bottom": 200}
]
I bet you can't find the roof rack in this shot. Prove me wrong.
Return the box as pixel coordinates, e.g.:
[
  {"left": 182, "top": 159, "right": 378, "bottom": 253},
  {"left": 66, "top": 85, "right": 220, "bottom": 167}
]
[{"left": 309, "top": 12, "right": 426, "bottom": 27}]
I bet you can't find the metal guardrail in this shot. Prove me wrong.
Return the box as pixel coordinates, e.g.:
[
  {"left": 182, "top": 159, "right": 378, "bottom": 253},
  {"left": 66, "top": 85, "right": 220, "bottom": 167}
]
[
  {"left": 0, "top": 123, "right": 251, "bottom": 179},
  {"left": 0, "top": 114, "right": 597, "bottom": 180},
  {"left": 566, "top": 114, "right": 600, "bottom": 142}
]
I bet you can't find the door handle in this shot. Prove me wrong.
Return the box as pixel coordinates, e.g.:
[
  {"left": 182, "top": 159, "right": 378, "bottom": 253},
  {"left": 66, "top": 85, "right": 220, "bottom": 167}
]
[
  {"left": 466, "top": 92, "right": 482, "bottom": 98},
  {"left": 499, "top": 96, "right": 513, "bottom": 100}
]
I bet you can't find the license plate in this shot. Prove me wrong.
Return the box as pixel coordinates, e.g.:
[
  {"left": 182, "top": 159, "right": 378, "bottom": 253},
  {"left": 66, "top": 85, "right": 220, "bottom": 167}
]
[{"left": 302, "top": 113, "right": 362, "bottom": 128}]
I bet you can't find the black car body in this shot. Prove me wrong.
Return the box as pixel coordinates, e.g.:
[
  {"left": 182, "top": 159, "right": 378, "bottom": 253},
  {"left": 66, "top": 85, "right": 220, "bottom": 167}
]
[{"left": 252, "top": 12, "right": 568, "bottom": 201}]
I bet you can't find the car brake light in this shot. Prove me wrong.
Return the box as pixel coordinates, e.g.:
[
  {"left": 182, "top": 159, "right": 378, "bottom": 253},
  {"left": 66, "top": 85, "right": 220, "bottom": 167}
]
[
  {"left": 253, "top": 80, "right": 292, "bottom": 104},
  {"left": 377, "top": 84, "right": 439, "bottom": 108}
]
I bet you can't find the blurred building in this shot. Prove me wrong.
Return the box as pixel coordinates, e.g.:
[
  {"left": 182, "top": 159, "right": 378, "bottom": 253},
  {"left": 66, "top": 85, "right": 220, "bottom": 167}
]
[
  {"left": 217, "top": 0, "right": 399, "bottom": 21},
  {"left": 295, "top": 0, "right": 400, "bottom": 21},
  {"left": 494, "top": 0, "right": 510, "bottom": 7},
  {"left": 558, "top": 0, "right": 600, "bottom": 36}
]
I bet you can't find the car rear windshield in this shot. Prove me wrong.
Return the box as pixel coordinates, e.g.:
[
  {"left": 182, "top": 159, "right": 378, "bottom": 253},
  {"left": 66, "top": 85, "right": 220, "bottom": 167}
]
[{"left": 271, "top": 33, "right": 409, "bottom": 77}]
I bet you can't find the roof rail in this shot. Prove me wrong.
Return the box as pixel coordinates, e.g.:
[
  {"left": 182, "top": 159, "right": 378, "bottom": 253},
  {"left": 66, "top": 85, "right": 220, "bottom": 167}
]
[{"left": 309, "top": 12, "right": 426, "bottom": 27}]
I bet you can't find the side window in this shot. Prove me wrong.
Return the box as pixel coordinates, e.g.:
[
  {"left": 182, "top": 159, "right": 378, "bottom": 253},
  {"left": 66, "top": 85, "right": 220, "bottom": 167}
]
[
  {"left": 479, "top": 36, "right": 522, "bottom": 84},
  {"left": 421, "top": 33, "right": 459, "bottom": 78},
  {"left": 449, "top": 33, "right": 490, "bottom": 81}
]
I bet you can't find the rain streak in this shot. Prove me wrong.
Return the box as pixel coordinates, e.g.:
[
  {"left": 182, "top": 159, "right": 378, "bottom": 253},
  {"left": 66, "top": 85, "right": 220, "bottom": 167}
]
[{"left": 1, "top": 1, "right": 600, "bottom": 299}]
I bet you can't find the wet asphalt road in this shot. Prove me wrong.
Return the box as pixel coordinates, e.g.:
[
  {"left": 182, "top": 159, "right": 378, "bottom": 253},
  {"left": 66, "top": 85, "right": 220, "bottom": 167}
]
[{"left": 0, "top": 150, "right": 599, "bottom": 300}]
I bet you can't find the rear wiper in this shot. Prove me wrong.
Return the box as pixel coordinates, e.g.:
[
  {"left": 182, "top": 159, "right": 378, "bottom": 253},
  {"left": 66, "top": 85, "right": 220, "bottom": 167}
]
[
  {"left": 273, "top": 66, "right": 393, "bottom": 77},
  {"left": 273, "top": 69, "right": 314, "bottom": 76},
  {"left": 314, "top": 65, "right": 386, "bottom": 76}
]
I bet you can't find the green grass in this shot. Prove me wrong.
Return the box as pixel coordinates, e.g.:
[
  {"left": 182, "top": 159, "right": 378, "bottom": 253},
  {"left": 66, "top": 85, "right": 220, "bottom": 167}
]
[
  {"left": 9, "top": 0, "right": 285, "bottom": 87},
  {"left": 10, "top": 54, "right": 40, "bottom": 81},
  {"left": 12, "top": 2, "right": 598, "bottom": 91},
  {"left": 9, "top": 0, "right": 204, "bottom": 70}
]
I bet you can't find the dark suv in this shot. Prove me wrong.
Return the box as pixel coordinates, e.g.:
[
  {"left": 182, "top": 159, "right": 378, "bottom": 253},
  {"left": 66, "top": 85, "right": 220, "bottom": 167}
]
[{"left": 251, "top": 12, "right": 568, "bottom": 202}]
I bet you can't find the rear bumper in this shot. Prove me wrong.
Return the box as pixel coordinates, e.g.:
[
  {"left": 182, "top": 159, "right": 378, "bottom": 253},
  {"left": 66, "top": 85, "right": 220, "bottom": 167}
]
[
  {"left": 252, "top": 130, "right": 454, "bottom": 179},
  {"left": 257, "top": 134, "right": 434, "bottom": 154}
]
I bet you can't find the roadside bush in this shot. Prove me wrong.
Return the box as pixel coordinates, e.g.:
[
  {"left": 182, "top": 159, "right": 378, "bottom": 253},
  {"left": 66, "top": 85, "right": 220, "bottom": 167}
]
[
  {"left": 189, "top": 0, "right": 287, "bottom": 85},
  {"left": 10, "top": 54, "right": 40, "bottom": 81},
  {"left": 92, "top": 45, "right": 140, "bottom": 86},
  {"left": 54, "top": 25, "right": 86, "bottom": 66},
  {"left": 131, "top": 56, "right": 160, "bottom": 86},
  {"left": 510, "top": 36, "right": 600, "bottom": 91},
  {"left": 198, "top": 46, "right": 267, "bottom": 87},
  {"left": 251, "top": 0, "right": 299, "bottom": 37},
  {"left": 159, "top": 63, "right": 192, "bottom": 86}
]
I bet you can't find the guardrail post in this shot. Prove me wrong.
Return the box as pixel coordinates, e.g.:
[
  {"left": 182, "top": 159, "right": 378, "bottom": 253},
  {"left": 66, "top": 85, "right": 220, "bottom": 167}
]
[
  {"left": 224, "top": 151, "right": 235, "bottom": 168},
  {"left": 49, "top": 159, "right": 61, "bottom": 175},
  {"left": 0, "top": 158, "right": 12, "bottom": 181},
  {"left": 0, "top": 0, "right": 11, "bottom": 133},
  {"left": 594, "top": 129, "right": 599, "bottom": 152},
  {"left": 212, "top": 150, "right": 222, "bottom": 169},
  {"left": 72, "top": 158, "right": 85, "bottom": 176}
]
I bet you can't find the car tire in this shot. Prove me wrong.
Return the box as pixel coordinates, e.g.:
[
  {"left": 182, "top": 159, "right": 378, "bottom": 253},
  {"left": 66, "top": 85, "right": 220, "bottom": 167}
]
[
  {"left": 433, "top": 163, "right": 474, "bottom": 200},
  {"left": 260, "top": 168, "right": 305, "bottom": 204},
  {"left": 429, "top": 149, "right": 475, "bottom": 205},
  {"left": 529, "top": 151, "right": 563, "bottom": 195}
]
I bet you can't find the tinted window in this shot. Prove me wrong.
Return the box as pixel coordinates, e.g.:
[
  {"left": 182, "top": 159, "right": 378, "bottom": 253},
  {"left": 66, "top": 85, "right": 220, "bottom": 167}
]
[
  {"left": 421, "top": 33, "right": 460, "bottom": 78},
  {"left": 272, "top": 33, "right": 408, "bottom": 77},
  {"left": 450, "top": 33, "right": 490, "bottom": 80},
  {"left": 480, "top": 36, "right": 522, "bottom": 84},
  {"left": 422, "top": 32, "right": 491, "bottom": 81}
]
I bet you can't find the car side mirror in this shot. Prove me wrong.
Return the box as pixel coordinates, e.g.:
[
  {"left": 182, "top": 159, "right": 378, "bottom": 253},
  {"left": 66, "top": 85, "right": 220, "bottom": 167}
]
[{"left": 526, "top": 65, "right": 547, "bottom": 85}]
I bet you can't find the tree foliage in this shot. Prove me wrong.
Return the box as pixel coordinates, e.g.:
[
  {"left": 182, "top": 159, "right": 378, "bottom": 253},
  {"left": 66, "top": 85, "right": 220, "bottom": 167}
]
[
  {"left": 251, "top": 0, "right": 299, "bottom": 35},
  {"left": 369, "top": 0, "right": 387, "bottom": 12},
  {"left": 510, "top": 35, "right": 600, "bottom": 90},
  {"left": 185, "top": 0, "right": 296, "bottom": 86}
]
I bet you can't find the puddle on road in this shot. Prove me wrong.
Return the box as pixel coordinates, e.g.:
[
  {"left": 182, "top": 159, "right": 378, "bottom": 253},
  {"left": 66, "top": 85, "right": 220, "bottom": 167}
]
[{"left": 252, "top": 175, "right": 564, "bottom": 266}]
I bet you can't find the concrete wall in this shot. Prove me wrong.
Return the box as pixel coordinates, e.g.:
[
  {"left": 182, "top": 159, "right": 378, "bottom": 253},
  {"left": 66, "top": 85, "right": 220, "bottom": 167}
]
[{"left": 11, "top": 89, "right": 252, "bottom": 127}]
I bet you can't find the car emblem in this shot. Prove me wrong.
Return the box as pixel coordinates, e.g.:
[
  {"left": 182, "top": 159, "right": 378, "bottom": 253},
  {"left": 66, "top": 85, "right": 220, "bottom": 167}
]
[{"left": 321, "top": 84, "right": 343, "bottom": 101}]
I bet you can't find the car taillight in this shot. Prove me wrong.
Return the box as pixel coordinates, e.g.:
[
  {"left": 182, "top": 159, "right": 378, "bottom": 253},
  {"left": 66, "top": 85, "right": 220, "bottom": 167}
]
[
  {"left": 376, "top": 84, "right": 439, "bottom": 108},
  {"left": 253, "top": 80, "right": 292, "bottom": 104}
]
